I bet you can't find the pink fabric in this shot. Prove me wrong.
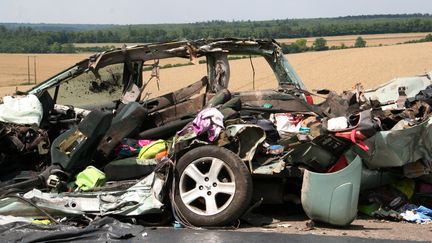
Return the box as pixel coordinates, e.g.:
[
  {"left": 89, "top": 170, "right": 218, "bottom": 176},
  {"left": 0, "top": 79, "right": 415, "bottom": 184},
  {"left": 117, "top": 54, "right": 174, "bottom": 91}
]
[
  {"left": 138, "top": 139, "right": 153, "bottom": 147},
  {"left": 192, "top": 108, "right": 224, "bottom": 142}
]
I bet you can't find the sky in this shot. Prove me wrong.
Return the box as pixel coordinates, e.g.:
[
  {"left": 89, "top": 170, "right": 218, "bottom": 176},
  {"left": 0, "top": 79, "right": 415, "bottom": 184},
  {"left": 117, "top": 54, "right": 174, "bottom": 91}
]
[{"left": 0, "top": 0, "right": 431, "bottom": 25}]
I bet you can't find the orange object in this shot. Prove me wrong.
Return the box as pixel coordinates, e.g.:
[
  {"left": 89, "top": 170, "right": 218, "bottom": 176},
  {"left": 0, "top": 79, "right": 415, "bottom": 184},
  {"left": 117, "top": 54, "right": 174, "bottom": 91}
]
[{"left": 155, "top": 150, "right": 168, "bottom": 160}]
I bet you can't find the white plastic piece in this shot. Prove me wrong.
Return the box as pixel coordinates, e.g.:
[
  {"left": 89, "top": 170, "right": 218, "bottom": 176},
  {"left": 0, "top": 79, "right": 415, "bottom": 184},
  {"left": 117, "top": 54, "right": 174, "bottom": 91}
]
[
  {"left": 327, "top": 116, "right": 349, "bottom": 131},
  {"left": 0, "top": 95, "right": 43, "bottom": 126},
  {"left": 270, "top": 113, "right": 301, "bottom": 135}
]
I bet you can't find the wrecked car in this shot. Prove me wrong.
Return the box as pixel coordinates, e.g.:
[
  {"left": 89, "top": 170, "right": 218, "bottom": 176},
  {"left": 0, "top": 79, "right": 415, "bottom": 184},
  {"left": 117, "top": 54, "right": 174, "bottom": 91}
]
[
  {"left": 0, "top": 38, "right": 316, "bottom": 227},
  {"left": 0, "top": 38, "right": 432, "bottom": 229}
]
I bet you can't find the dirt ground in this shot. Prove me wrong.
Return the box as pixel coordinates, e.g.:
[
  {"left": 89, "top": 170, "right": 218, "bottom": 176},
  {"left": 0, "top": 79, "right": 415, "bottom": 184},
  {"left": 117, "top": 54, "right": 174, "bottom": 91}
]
[
  {"left": 238, "top": 214, "right": 432, "bottom": 242},
  {"left": 223, "top": 202, "right": 432, "bottom": 242}
]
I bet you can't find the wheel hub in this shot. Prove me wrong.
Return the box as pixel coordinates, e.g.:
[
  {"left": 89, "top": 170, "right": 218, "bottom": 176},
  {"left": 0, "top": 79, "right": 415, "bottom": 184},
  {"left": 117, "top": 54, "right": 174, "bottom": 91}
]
[{"left": 179, "top": 157, "right": 236, "bottom": 216}]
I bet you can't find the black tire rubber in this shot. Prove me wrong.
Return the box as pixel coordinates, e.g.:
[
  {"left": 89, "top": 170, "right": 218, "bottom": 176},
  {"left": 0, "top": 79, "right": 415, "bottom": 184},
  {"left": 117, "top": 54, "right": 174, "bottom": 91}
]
[{"left": 174, "top": 145, "right": 253, "bottom": 226}]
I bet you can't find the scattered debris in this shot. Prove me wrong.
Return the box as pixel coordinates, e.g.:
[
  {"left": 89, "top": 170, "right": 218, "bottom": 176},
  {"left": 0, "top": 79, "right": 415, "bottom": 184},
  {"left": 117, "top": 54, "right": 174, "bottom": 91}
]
[
  {"left": 304, "top": 220, "right": 315, "bottom": 230},
  {"left": 277, "top": 223, "right": 292, "bottom": 228}
]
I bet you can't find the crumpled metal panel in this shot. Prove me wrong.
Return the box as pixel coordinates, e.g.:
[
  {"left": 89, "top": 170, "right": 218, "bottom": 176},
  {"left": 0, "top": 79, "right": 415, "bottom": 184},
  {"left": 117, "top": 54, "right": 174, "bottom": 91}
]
[
  {"left": 99, "top": 172, "right": 164, "bottom": 216},
  {"left": 357, "top": 117, "right": 432, "bottom": 168},
  {"left": 0, "top": 172, "right": 165, "bottom": 217},
  {"left": 225, "top": 124, "right": 266, "bottom": 163},
  {"left": 0, "top": 215, "right": 33, "bottom": 225},
  {"left": 0, "top": 190, "right": 98, "bottom": 216},
  {"left": 364, "top": 74, "right": 432, "bottom": 109}
]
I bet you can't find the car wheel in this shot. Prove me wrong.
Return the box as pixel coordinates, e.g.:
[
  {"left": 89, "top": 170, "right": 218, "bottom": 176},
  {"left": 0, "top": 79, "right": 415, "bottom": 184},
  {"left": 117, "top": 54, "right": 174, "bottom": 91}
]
[{"left": 174, "top": 145, "right": 252, "bottom": 226}]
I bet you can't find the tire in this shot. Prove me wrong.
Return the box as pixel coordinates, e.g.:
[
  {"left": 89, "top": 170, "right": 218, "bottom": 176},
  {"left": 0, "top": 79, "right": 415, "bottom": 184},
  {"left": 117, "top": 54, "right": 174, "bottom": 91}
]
[{"left": 174, "top": 145, "right": 253, "bottom": 226}]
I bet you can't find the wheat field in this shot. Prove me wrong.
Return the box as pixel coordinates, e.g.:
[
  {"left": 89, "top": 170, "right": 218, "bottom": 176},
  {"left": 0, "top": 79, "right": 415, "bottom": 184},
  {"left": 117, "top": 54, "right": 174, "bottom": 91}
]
[
  {"left": 73, "top": 33, "right": 431, "bottom": 49},
  {"left": 1, "top": 41, "right": 432, "bottom": 98},
  {"left": 143, "top": 42, "right": 432, "bottom": 98},
  {"left": 277, "top": 32, "right": 431, "bottom": 47}
]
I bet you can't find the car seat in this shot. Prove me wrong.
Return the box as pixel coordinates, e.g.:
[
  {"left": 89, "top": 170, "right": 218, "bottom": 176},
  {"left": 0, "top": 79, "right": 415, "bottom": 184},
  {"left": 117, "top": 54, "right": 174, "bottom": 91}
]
[{"left": 50, "top": 110, "right": 113, "bottom": 174}]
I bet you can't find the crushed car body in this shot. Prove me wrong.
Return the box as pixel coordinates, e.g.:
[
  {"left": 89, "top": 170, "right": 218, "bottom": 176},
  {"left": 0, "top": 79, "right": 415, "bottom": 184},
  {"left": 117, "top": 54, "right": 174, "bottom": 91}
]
[{"left": 0, "top": 38, "right": 431, "bottom": 232}]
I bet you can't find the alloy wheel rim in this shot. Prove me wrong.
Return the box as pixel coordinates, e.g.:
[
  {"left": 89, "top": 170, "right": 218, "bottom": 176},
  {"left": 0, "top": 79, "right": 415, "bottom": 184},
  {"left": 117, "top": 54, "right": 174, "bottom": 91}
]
[{"left": 179, "top": 157, "right": 236, "bottom": 216}]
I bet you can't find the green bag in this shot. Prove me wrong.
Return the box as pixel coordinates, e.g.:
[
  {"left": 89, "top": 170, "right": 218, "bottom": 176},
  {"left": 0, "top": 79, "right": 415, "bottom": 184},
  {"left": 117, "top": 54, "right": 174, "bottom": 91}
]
[
  {"left": 75, "top": 166, "right": 106, "bottom": 191},
  {"left": 137, "top": 139, "right": 167, "bottom": 159}
]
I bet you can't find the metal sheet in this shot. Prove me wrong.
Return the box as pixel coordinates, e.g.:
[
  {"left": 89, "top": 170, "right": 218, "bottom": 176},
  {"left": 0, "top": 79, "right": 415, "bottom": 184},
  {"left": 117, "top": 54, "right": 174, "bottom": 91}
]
[{"left": 356, "top": 117, "right": 432, "bottom": 168}]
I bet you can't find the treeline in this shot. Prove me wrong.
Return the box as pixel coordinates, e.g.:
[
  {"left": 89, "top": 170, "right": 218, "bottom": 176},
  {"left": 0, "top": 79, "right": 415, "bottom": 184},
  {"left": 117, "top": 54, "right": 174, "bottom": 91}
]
[
  {"left": 0, "top": 26, "right": 72, "bottom": 53},
  {"left": 404, "top": 33, "right": 432, "bottom": 44},
  {"left": 1, "top": 23, "right": 113, "bottom": 32},
  {"left": 281, "top": 36, "right": 367, "bottom": 54},
  {"left": 0, "top": 26, "right": 116, "bottom": 53},
  {"left": 1, "top": 14, "right": 432, "bottom": 53}
]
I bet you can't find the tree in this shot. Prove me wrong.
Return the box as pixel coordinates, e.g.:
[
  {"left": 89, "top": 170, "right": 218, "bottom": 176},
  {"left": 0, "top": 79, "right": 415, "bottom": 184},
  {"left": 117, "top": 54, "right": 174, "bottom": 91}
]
[
  {"left": 354, "top": 36, "right": 367, "bottom": 48},
  {"left": 312, "top": 37, "right": 328, "bottom": 51},
  {"left": 49, "top": 42, "right": 62, "bottom": 53},
  {"left": 61, "top": 43, "right": 76, "bottom": 53},
  {"left": 294, "top": 39, "right": 308, "bottom": 52}
]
